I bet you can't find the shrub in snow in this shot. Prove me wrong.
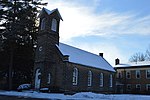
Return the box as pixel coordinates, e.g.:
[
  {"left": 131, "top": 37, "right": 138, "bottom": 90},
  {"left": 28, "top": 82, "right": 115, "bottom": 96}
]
[{"left": 17, "top": 84, "right": 31, "bottom": 91}]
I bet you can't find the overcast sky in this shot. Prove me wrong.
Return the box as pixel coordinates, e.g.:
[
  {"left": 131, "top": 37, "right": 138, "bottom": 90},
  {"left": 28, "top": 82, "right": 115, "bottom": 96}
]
[{"left": 43, "top": 0, "right": 150, "bottom": 66}]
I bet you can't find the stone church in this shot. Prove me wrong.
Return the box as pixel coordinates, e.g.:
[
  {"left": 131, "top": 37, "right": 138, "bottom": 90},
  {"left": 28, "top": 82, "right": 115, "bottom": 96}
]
[{"left": 33, "top": 8, "right": 115, "bottom": 93}]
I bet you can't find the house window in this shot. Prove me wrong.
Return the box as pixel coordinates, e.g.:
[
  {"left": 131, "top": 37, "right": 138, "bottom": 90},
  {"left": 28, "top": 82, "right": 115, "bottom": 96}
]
[
  {"left": 100, "top": 73, "right": 103, "bottom": 87},
  {"left": 109, "top": 74, "right": 113, "bottom": 87},
  {"left": 117, "top": 72, "right": 122, "bottom": 78},
  {"left": 41, "top": 18, "right": 46, "bottom": 30},
  {"left": 51, "top": 18, "right": 57, "bottom": 31},
  {"left": 47, "top": 73, "right": 51, "bottom": 84},
  {"left": 88, "top": 71, "right": 92, "bottom": 86},
  {"left": 136, "top": 70, "right": 141, "bottom": 79},
  {"left": 146, "top": 84, "right": 150, "bottom": 91},
  {"left": 146, "top": 70, "right": 150, "bottom": 79},
  {"left": 72, "top": 68, "right": 78, "bottom": 85},
  {"left": 126, "top": 71, "right": 131, "bottom": 79},
  {"left": 136, "top": 84, "right": 141, "bottom": 91},
  {"left": 127, "top": 84, "right": 131, "bottom": 91}
]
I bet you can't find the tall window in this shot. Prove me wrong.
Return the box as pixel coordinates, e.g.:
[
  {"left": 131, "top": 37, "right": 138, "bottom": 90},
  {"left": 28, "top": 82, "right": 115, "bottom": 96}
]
[
  {"left": 126, "top": 71, "right": 131, "bottom": 79},
  {"left": 72, "top": 68, "right": 78, "bottom": 85},
  {"left": 88, "top": 71, "right": 92, "bottom": 86},
  {"left": 41, "top": 18, "right": 46, "bottom": 30},
  {"left": 117, "top": 72, "right": 122, "bottom": 78},
  {"left": 47, "top": 73, "right": 51, "bottom": 84},
  {"left": 100, "top": 73, "right": 103, "bottom": 87},
  {"left": 146, "top": 70, "right": 150, "bottom": 79},
  {"left": 109, "top": 74, "right": 113, "bottom": 87},
  {"left": 136, "top": 70, "right": 141, "bottom": 79},
  {"left": 136, "top": 84, "right": 141, "bottom": 91},
  {"left": 146, "top": 84, "right": 150, "bottom": 91},
  {"left": 51, "top": 18, "right": 57, "bottom": 31}
]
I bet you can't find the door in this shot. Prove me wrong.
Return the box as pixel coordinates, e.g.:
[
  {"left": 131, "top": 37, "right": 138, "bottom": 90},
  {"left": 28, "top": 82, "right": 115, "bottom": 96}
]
[{"left": 35, "top": 69, "right": 41, "bottom": 90}]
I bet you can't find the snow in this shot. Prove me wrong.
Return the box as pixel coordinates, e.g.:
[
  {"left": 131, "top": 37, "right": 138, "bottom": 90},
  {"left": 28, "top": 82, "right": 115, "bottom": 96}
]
[
  {"left": 57, "top": 43, "right": 115, "bottom": 72},
  {"left": 115, "top": 61, "right": 150, "bottom": 68},
  {"left": 0, "top": 91, "right": 150, "bottom": 100}
]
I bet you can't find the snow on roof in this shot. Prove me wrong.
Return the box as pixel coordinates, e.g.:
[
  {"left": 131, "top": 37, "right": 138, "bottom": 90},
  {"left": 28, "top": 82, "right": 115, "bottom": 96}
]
[
  {"left": 57, "top": 43, "right": 115, "bottom": 72},
  {"left": 115, "top": 61, "right": 150, "bottom": 68},
  {"left": 39, "top": 8, "right": 63, "bottom": 20}
]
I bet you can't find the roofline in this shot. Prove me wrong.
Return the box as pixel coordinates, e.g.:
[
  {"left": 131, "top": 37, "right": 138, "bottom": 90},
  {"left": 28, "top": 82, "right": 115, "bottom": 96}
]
[
  {"left": 66, "top": 61, "right": 116, "bottom": 72},
  {"left": 115, "top": 65, "right": 150, "bottom": 69}
]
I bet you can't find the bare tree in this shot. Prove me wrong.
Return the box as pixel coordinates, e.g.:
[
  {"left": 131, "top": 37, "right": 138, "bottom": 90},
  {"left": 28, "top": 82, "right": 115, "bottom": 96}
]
[
  {"left": 145, "top": 45, "right": 150, "bottom": 61},
  {"left": 129, "top": 52, "right": 146, "bottom": 62}
]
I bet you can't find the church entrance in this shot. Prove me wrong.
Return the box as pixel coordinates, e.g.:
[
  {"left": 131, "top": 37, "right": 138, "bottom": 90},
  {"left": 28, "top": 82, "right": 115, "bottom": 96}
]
[{"left": 35, "top": 69, "right": 41, "bottom": 90}]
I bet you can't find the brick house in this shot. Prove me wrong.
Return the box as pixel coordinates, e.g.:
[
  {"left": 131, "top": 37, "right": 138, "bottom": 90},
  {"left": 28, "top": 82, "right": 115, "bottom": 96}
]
[
  {"left": 33, "top": 8, "right": 116, "bottom": 93},
  {"left": 115, "top": 58, "right": 150, "bottom": 94}
]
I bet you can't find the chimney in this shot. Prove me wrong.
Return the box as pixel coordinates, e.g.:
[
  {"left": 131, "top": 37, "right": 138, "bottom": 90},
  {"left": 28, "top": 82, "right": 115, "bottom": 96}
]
[
  {"left": 99, "top": 53, "right": 103, "bottom": 57},
  {"left": 115, "top": 58, "right": 120, "bottom": 65},
  {"left": 63, "top": 55, "right": 69, "bottom": 61}
]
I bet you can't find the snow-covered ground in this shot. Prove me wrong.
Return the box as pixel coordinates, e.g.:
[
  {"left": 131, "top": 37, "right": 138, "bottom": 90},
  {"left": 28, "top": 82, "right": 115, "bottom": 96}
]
[{"left": 0, "top": 91, "right": 150, "bottom": 100}]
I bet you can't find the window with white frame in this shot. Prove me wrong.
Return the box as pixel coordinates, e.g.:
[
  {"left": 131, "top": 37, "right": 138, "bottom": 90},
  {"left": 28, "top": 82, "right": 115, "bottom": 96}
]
[
  {"left": 146, "top": 70, "right": 150, "bottom": 79},
  {"left": 127, "top": 84, "right": 131, "bottom": 91},
  {"left": 88, "top": 71, "right": 92, "bottom": 86},
  {"left": 136, "top": 70, "right": 141, "bottom": 79},
  {"left": 51, "top": 18, "right": 57, "bottom": 31},
  {"left": 146, "top": 84, "right": 150, "bottom": 91},
  {"left": 126, "top": 71, "right": 131, "bottom": 79},
  {"left": 100, "top": 73, "right": 103, "bottom": 87},
  {"left": 41, "top": 18, "right": 46, "bottom": 30},
  {"left": 47, "top": 73, "right": 51, "bottom": 84},
  {"left": 136, "top": 84, "right": 141, "bottom": 91},
  {"left": 109, "top": 74, "right": 113, "bottom": 87},
  {"left": 72, "top": 68, "right": 78, "bottom": 85}
]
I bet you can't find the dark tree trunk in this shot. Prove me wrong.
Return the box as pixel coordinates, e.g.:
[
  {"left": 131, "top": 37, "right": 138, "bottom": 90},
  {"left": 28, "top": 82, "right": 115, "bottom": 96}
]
[{"left": 8, "top": 46, "right": 14, "bottom": 90}]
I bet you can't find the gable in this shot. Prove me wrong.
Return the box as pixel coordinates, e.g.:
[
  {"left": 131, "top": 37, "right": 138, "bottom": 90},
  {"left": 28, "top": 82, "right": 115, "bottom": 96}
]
[{"left": 57, "top": 43, "right": 115, "bottom": 72}]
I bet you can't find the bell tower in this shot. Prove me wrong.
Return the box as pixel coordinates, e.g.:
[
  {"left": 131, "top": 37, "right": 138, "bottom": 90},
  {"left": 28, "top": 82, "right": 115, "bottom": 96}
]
[
  {"left": 34, "top": 8, "right": 63, "bottom": 90},
  {"left": 35, "top": 8, "right": 63, "bottom": 62}
]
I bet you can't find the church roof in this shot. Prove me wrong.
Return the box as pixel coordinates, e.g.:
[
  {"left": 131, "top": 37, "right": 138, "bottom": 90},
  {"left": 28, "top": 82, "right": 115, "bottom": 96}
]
[
  {"left": 57, "top": 43, "right": 115, "bottom": 72},
  {"left": 39, "top": 7, "right": 63, "bottom": 21}
]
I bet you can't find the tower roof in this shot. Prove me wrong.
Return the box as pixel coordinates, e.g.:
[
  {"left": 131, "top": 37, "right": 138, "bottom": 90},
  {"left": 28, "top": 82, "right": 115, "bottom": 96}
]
[{"left": 39, "top": 7, "right": 63, "bottom": 21}]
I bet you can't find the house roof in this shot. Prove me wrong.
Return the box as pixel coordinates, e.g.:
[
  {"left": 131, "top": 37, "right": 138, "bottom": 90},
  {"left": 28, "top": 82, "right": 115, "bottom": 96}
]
[
  {"left": 115, "top": 61, "right": 150, "bottom": 68},
  {"left": 39, "top": 7, "right": 63, "bottom": 21},
  {"left": 57, "top": 43, "right": 115, "bottom": 72}
]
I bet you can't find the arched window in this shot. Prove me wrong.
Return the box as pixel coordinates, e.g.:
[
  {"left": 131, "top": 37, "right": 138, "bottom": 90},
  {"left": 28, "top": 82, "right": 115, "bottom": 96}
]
[
  {"left": 47, "top": 73, "right": 51, "bottom": 84},
  {"left": 35, "top": 69, "right": 41, "bottom": 89},
  {"left": 51, "top": 18, "right": 57, "bottom": 31},
  {"left": 72, "top": 68, "right": 78, "bottom": 85},
  {"left": 100, "top": 73, "right": 103, "bottom": 87},
  {"left": 109, "top": 74, "right": 113, "bottom": 87},
  {"left": 126, "top": 71, "right": 131, "bottom": 79},
  {"left": 41, "top": 18, "right": 46, "bottom": 30},
  {"left": 88, "top": 71, "right": 92, "bottom": 86},
  {"left": 117, "top": 72, "right": 122, "bottom": 78}
]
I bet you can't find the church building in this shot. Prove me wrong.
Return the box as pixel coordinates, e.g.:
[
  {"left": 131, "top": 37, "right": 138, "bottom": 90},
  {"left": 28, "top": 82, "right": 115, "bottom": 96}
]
[{"left": 33, "top": 8, "right": 116, "bottom": 93}]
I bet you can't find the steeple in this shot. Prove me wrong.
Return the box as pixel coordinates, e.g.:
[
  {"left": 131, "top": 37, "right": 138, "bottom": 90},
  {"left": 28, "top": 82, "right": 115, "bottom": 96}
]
[
  {"left": 35, "top": 8, "right": 63, "bottom": 62},
  {"left": 38, "top": 7, "right": 63, "bottom": 45}
]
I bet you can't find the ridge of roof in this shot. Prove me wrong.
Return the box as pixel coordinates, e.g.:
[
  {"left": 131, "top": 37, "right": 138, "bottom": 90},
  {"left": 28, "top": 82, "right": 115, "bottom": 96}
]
[{"left": 57, "top": 43, "right": 115, "bottom": 72}]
